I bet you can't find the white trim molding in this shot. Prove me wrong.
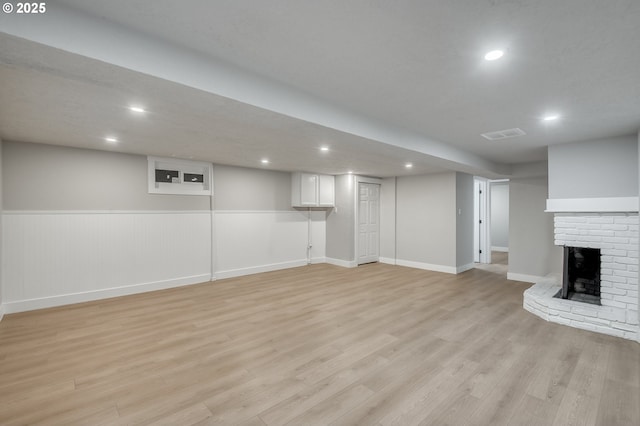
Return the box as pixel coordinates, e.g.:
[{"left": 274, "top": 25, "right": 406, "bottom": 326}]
[
  {"left": 0, "top": 304, "right": 4, "bottom": 322},
  {"left": 546, "top": 197, "right": 639, "bottom": 213},
  {"left": 396, "top": 259, "right": 458, "bottom": 275},
  {"left": 215, "top": 260, "right": 309, "bottom": 280},
  {"left": 491, "top": 246, "right": 509, "bottom": 252},
  {"left": 3, "top": 210, "right": 210, "bottom": 215},
  {"left": 456, "top": 263, "right": 475, "bottom": 274},
  {"left": 3, "top": 274, "right": 211, "bottom": 314},
  {"left": 325, "top": 258, "right": 358, "bottom": 268},
  {"left": 379, "top": 257, "right": 397, "bottom": 265}
]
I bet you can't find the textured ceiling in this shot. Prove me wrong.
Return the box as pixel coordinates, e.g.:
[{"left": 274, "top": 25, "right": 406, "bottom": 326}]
[{"left": 1, "top": 0, "right": 639, "bottom": 177}]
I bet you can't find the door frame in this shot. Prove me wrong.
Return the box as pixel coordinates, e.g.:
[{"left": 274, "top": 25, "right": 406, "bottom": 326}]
[
  {"left": 354, "top": 176, "right": 382, "bottom": 265},
  {"left": 474, "top": 177, "right": 491, "bottom": 264}
]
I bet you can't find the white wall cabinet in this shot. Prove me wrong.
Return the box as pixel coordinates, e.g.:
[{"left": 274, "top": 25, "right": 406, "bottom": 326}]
[{"left": 292, "top": 172, "right": 335, "bottom": 207}]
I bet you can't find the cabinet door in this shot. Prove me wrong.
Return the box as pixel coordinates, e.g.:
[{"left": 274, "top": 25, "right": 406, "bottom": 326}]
[
  {"left": 318, "top": 174, "right": 335, "bottom": 207},
  {"left": 300, "top": 173, "right": 319, "bottom": 206}
]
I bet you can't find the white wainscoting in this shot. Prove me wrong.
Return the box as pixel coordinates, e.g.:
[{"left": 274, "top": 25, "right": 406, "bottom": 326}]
[
  {"left": 2, "top": 211, "right": 212, "bottom": 313},
  {"left": 213, "top": 210, "right": 326, "bottom": 279},
  {"left": 1, "top": 210, "right": 328, "bottom": 313}
]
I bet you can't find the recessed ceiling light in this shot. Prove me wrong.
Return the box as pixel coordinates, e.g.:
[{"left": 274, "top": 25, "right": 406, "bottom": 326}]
[
  {"left": 405, "top": 163, "right": 413, "bottom": 169},
  {"left": 261, "top": 159, "right": 270, "bottom": 164},
  {"left": 320, "top": 146, "right": 329, "bottom": 152},
  {"left": 542, "top": 114, "right": 561, "bottom": 121},
  {"left": 129, "top": 106, "right": 146, "bottom": 113},
  {"left": 484, "top": 50, "right": 504, "bottom": 61},
  {"left": 105, "top": 137, "right": 118, "bottom": 143},
  {"left": 347, "top": 171, "right": 353, "bottom": 174}
]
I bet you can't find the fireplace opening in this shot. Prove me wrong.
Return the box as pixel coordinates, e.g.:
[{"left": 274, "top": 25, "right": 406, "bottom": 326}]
[{"left": 555, "top": 246, "right": 601, "bottom": 305}]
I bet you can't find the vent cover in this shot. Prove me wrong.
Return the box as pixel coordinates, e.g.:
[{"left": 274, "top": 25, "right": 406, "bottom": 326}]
[{"left": 481, "top": 128, "right": 526, "bottom": 141}]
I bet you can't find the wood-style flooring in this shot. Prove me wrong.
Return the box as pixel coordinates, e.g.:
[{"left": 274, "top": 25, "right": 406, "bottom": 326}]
[
  {"left": 0, "top": 263, "right": 638, "bottom": 425},
  {"left": 474, "top": 251, "right": 508, "bottom": 275}
]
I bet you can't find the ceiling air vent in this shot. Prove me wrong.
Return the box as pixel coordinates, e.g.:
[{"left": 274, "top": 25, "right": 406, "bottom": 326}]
[{"left": 481, "top": 128, "right": 526, "bottom": 141}]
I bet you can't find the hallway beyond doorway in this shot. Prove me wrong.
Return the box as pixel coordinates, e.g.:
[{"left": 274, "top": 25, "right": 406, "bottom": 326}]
[{"left": 475, "top": 251, "right": 508, "bottom": 276}]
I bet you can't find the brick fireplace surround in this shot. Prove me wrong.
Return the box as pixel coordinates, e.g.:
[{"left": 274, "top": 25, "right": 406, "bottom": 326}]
[{"left": 524, "top": 210, "right": 639, "bottom": 341}]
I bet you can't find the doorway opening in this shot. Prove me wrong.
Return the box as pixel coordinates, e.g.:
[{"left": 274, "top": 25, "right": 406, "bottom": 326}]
[{"left": 474, "top": 178, "right": 509, "bottom": 275}]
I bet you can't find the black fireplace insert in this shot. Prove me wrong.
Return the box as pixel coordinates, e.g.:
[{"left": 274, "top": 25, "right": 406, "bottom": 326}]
[{"left": 558, "top": 246, "right": 601, "bottom": 305}]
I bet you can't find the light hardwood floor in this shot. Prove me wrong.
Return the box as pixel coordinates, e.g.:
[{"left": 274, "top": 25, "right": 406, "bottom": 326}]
[
  {"left": 474, "top": 251, "right": 508, "bottom": 275},
  {"left": 0, "top": 263, "right": 638, "bottom": 425}
]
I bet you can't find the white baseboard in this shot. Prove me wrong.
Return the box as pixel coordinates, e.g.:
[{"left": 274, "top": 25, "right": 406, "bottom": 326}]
[
  {"left": 395, "top": 259, "right": 457, "bottom": 275},
  {"left": 491, "top": 246, "right": 509, "bottom": 252},
  {"left": 215, "top": 260, "right": 309, "bottom": 280},
  {"left": 310, "top": 257, "right": 327, "bottom": 265},
  {"left": 325, "top": 258, "right": 358, "bottom": 268},
  {"left": 379, "top": 257, "right": 397, "bottom": 265},
  {"left": 0, "top": 304, "right": 4, "bottom": 322},
  {"left": 456, "top": 263, "right": 475, "bottom": 274},
  {"left": 2, "top": 274, "right": 212, "bottom": 314},
  {"left": 507, "top": 272, "right": 545, "bottom": 283}
]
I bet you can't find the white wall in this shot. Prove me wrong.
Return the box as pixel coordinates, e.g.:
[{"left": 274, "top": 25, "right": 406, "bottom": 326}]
[
  {"left": 379, "top": 177, "right": 396, "bottom": 263},
  {"left": 325, "top": 174, "right": 356, "bottom": 266},
  {"left": 2, "top": 142, "right": 212, "bottom": 313},
  {"left": 2, "top": 141, "right": 210, "bottom": 211},
  {"left": 508, "top": 176, "right": 562, "bottom": 282},
  {"left": 214, "top": 210, "right": 325, "bottom": 278},
  {"left": 395, "top": 173, "right": 458, "bottom": 273},
  {"left": 212, "top": 164, "right": 325, "bottom": 277},
  {"left": 1, "top": 141, "right": 327, "bottom": 313},
  {"left": 0, "top": 139, "right": 3, "bottom": 320},
  {"left": 213, "top": 164, "right": 292, "bottom": 211},
  {"left": 548, "top": 135, "right": 638, "bottom": 199},
  {"left": 3, "top": 211, "right": 211, "bottom": 312},
  {"left": 490, "top": 182, "right": 509, "bottom": 250},
  {"left": 455, "top": 173, "right": 474, "bottom": 271},
  {"left": 379, "top": 173, "right": 472, "bottom": 272}
]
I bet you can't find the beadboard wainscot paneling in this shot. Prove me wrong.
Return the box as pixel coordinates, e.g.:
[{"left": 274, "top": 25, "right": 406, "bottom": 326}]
[
  {"left": 2, "top": 211, "right": 212, "bottom": 312},
  {"left": 214, "top": 210, "right": 326, "bottom": 279}
]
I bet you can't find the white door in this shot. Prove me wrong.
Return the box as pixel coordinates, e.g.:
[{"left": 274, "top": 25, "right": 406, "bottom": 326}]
[{"left": 358, "top": 183, "right": 380, "bottom": 264}]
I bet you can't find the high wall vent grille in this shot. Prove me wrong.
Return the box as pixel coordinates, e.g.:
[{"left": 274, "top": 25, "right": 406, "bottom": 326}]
[{"left": 481, "top": 128, "right": 526, "bottom": 140}]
